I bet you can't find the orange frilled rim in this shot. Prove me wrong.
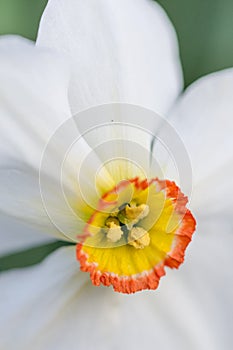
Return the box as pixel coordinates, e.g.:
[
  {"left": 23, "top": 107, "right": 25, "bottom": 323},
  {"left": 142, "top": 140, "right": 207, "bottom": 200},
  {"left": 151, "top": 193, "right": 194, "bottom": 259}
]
[{"left": 76, "top": 178, "right": 196, "bottom": 294}]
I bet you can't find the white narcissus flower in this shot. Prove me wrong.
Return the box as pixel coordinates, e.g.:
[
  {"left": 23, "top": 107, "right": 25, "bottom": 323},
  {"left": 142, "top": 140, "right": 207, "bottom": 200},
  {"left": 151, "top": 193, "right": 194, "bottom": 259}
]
[{"left": 0, "top": 0, "right": 233, "bottom": 350}]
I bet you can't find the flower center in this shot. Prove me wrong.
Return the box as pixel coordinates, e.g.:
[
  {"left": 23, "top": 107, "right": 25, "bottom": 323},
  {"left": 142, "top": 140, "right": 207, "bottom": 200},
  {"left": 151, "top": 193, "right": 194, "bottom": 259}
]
[
  {"left": 77, "top": 177, "right": 196, "bottom": 294},
  {"left": 105, "top": 202, "right": 150, "bottom": 248}
]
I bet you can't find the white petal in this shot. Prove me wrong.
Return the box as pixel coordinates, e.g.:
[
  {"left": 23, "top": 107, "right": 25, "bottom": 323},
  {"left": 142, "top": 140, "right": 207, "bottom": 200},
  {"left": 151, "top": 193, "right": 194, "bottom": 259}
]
[
  {"left": 73, "top": 104, "right": 166, "bottom": 184},
  {"left": 0, "top": 213, "right": 54, "bottom": 256},
  {"left": 0, "top": 35, "right": 71, "bottom": 169},
  {"left": 0, "top": 247, "right": 89, "bottom": 350},
  {"left": 0, "top": 36, "right": 114, "bottom": 242},
  {"left": 0, "top": 139, "right": 115, "bottom": 242},
  {"left": 0, "top": 164, "right": 79, "bottom": 241},
  {"left": 0, "top": 152, "right": 115, "bottom": 243},
  {"left": 166, "top": 69, "right": 233, "bottom": 217},
  {"left": 0, "top": 230, "right": 232, "bottom": 350},
  {"left": 0, "top": 36, "right": 74, "bottom": 241},
  {"left": 37, "top": 0, "right": 183, "bottom": 114}
]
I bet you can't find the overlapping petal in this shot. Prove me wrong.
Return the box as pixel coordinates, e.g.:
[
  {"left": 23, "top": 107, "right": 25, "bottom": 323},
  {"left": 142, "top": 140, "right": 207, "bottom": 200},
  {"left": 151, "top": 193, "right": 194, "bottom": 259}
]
[
  {"left": 0, "top": 36, "right": 114, "bottom": 243},
  {"left": 0, "top": 36, "right": 73, "bottom": 244}
]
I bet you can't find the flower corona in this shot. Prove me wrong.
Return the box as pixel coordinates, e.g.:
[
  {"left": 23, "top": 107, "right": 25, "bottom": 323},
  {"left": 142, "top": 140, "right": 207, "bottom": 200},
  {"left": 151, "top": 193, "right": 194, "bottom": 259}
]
[{"left": 77, "top": 177, "right": 196, "bottom": 294}]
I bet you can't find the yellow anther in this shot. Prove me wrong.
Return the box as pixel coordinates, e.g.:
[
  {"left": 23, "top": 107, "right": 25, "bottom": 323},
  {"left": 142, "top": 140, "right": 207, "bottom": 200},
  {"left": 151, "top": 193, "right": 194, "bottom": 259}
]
[
  {"left": 109, "top": 211, "right": 119, "bottom": 218},
  {"left": 105, "top": 217, "right": 119, "bottom": 227},
  {"left": 106, "top": 218, "right": 123, "bottom": 243},
  {"left": 128, "top": 226, "right": 150, "bottom": 249},
  {"left": 124, "top": 203, "right": 149, "bottom": 229},
  {"left": 125, "top": 203, "right": 149, "bottom": 220}
]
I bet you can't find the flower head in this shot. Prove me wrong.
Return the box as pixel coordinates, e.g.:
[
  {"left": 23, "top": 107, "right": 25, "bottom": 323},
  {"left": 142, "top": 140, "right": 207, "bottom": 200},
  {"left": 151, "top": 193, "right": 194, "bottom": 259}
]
[
  {"left": 36, "top": 101, "right": 196, "bottom": 294},
  {"left": 0, "top": 0, "right": 232, "bottom": 349}
]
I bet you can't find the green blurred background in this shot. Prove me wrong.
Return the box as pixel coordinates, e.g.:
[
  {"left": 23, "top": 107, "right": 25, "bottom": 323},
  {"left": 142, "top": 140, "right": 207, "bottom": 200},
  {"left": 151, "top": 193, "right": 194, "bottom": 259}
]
[
  {"left": 0, "top": 0, "right": 233, "bottom": 269},
  {"left": 0, "top": 0, "right": 233, "bottom": 87}
]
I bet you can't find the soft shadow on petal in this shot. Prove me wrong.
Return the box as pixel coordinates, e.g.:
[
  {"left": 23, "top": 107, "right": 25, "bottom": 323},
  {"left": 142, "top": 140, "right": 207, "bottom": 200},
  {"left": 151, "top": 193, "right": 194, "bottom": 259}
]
[
  {"left": 0, "top": 232, "right": 232, "bottom": 350},
  {"left": 0, "top": 247, "right": 89, "bottom": 350},
  {"left": 73, "top": 104, "right": 167, "bottom": 184},
  {"left": 166, "top": 69, "right": 233, "bottom": 217},
  {"left": 37, "top": 0, "right": 183, "bottom": 115},
  {"left": 0, "top": 164, "right": 81, "bottom": 241},
  {"left": 0, "top": 213, "right": 54, "bottom": 256}
]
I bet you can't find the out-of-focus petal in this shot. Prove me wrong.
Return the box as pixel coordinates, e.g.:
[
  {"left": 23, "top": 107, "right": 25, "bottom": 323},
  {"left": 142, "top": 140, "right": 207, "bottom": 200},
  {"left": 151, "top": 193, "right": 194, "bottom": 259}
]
[
  {"left": 155, "top": 69, "right": 233, "bottom": 220},
  {"left": 37, "top": 0, "right": 183, "bottom": 114},
  {"left": 0, "top": 230, "right": 232, "bottom": 350},
  {"left": 0, "top": 247, "right": 88, "bottom": 349}
]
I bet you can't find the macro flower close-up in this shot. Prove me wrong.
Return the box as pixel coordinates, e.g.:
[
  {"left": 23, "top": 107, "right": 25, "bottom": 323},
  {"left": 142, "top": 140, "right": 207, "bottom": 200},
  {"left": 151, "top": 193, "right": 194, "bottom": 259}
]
[{"left": 0, "top": 0, "right": 233, "bottom": 349}]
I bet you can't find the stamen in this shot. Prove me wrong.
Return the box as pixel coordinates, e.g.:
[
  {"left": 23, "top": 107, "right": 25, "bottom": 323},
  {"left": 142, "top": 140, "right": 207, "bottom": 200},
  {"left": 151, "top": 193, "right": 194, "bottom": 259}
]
[
  {"left": 123, "top": 203, "right": 149, "bottom": 229},
  {"left": 105, "top": 217, "right": 119, "bottom": 227},
  {"left": 128, "top": 226, "right": 150, "bottom": 249},
  {"left": 105, "top": 217, "right": 123, "bottom": 243}
]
